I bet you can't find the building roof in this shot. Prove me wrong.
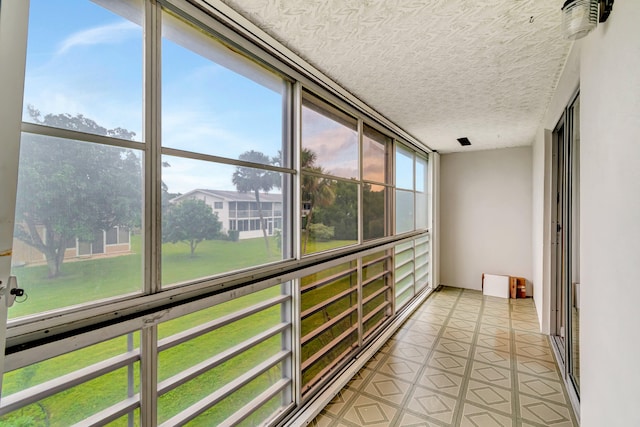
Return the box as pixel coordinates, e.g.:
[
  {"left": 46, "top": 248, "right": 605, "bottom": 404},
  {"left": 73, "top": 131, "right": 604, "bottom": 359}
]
[{"left": 172, "top": 189, "right": 283, "bottom": 203}]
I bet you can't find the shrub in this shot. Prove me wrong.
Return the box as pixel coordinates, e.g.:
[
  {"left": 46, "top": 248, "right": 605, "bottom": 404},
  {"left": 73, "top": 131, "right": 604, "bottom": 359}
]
[
  {"left": 308, "top": 223, "right": 334, "bottom": 241},
  {"left": 228, "top": 230, "right": 240, "bottom": 242}
]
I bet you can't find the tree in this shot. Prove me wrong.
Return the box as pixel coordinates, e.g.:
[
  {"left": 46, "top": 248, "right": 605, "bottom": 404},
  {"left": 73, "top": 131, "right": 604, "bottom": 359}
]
[
  {"left": 301, "top": 148, "right": 335, "bottom": 253},
  {"left": 313, "top": 179, "right": 357, "bottom": 240},
  {"left": 232, "top": 150, "right": 280, "bottom": 252},
  {"left": 14, "top": 107, "right": 142, "bottom": 278},
  {"left": 162, "top": 199, "right": 222, "bottom": 257}
]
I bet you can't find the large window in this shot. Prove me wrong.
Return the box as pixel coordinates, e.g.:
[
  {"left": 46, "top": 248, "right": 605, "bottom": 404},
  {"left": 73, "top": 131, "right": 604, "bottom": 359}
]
[
  {"left": 160, "top": 9, "right": 292, "bottom": 286},
  {"left": 1, "top": 1, "right": 432, "bottom": 425},
  {"left": 10, "top": 0, "right": 144, "bottom": 318},
  {"left": 301, "top": 95, "right": 359, "bottom": 254},
  {"left": 363, "top": 125, "right": 391, "bottom": 241}
]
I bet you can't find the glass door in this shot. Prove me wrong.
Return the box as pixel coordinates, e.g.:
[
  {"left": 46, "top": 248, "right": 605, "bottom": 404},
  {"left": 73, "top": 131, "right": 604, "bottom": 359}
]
[
  {"left": 568, "top": 95, "right": 581, "bottom": 394},
  {"left": 552, "top": 118, "right": 566, "bottom": 359},
  {"left": 551, "top": 92, "right": 580, "bottom": 399}
]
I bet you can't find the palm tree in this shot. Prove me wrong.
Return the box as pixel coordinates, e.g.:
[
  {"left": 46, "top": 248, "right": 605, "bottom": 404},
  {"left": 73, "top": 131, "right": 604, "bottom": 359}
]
[
  {"left": 232, "top": 150, "right": 280, "bottom": 253},
  {"left": 301, "top": 148, "right": 335, "bottom": 254}
]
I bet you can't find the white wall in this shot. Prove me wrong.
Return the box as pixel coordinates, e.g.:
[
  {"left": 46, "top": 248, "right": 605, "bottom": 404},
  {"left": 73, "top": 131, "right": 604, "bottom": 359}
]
[
  {"left": 440, "top": 147, "right": 533, "bottom": 291},
  {"left": 578, "top": 2, "right": 640, "bottom": 425},
  {"left": 531, "top": 2, "right": 640, "bottom": 424}
]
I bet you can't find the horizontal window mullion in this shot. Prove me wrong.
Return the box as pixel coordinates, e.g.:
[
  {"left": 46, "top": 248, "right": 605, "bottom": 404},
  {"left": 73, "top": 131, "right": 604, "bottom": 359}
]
[
  {"left": 362, "top": 284, "right": 391, "bottom": 306},
  {"left": 301, "top": 306, "right": 357, "bottom": 347},
  {"left": 395, "top": 256, "right": 414, "bottom": 270},
  {"left": 158, "top": 350, "right": 289, "bottom": 427},
  {"left": 21, "top": 122, "right": 144, "bottom": 151},
  {"left": 300, "top": 287, "right": 357, "bottom": 320},
  {"left": 364, "top": 317, "right": 387, "bottom": 341},
  {"left": 7, "top": 232, "right": 428, "bottom": 352},
  {"left": 218, "top": 379, "right": 291, "bottom": 427},
  {"left": 362, "top": 254, "right": 391, "bottom": 269},
  {"left": 363, "top": 301, "right": 390, "bottom": 324},
  {"left": 161, "top": 146, "right": 295, "bottom": 174},
  {"left": 70, "top": 395, "right": 140, "bottom": 427},
  {"left": 158, "top": 294, "right": 289, "bottom": 352},
  {"left": 0, "top": 350, "right": 140, "bottom": 416},
  {"left": 158, "top": 322, "right": 288, "bottom": 396},
  {"left": 362, "top": 270, "right": 390, "bottom": 288},
  {"left": 415, "top": 249, "right": 429, "bottom": 258},
  {"left": 301, "top": 169, "right": 360, "bottom": 185},
  {"left": 301, "top": 342, "right": 355, "bottom": 396},
  {"left": 396, "top": 282, "right": 415, "bottom": 298},
  {"left": 300, "top": 268, "right": 357, "bottom": 294},
  {"left": 301, "top": 325, "right": 357, "bottom": 373}
]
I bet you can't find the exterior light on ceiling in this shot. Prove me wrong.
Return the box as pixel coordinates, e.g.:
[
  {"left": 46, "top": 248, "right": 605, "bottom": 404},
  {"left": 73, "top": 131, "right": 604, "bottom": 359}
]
[{"left": 561, "top": 0, "right": 614, "bottom": 40}]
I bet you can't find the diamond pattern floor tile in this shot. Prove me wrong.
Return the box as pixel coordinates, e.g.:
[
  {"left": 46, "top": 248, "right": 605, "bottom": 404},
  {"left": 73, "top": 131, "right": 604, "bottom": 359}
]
[
  {"left": 517, "top": 373, "right": 567, "bottom": 404},
  {"left": 342, "top": 394, "right": 398, "bottom": 426},
  {"left": 434, "top": 337, "right": 472, "bottom": 358},
  {"left": 520, "top": 395, "right": 575, "bottom": 426},
  {"left": 427, "top": 351, "right": 468, "bottom": 376},
  {"left": 396, "top": 412, "right": 440, "bottom": 426},
  {"left": 310, "top": 288, "right": 577, "bottom": 427},
  {"left": 470, "top": 360, "right": 513, "bottom": 389},
  {"left": 363, "top": 371, "right": 412, "bottom": 405},
  {"left": 476, "top": 333, "right": 511, "bottom": 352},
  {"left": 473, "top": 347, "right": 511, "bottom": 369},
  {"left": 407, "top": 386, "right": 457, "bottom": 424},
  {"left": 460, "top": 403, "right": 514, "bottom": 427},
  {"left": 465, "top": 379, "right": 513, "bottom": 414},
  {"left": 417, "top": 367, "right": 464, "bottom": 397}
]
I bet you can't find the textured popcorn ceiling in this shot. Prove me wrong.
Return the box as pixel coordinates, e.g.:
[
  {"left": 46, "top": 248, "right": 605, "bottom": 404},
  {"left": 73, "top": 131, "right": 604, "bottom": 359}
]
[{"left": 219, "top": 0, "right": 572, "bottom": 152}]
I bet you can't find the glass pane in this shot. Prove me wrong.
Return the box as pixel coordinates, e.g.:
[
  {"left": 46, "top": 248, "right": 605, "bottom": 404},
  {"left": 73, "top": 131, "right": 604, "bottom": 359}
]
[
  {"left": 157, "top": 285, "right": 287, "bottom": 424},
  {"left": 416, "top": 192, "right": 428, "bottom": 229},
  {"left": 301, "top": 176, "right": 358, "bottom": 255},
  {"left": 185, "top": 369, "right": 287, "bottom": 426},
  {"left": 23, "top": 0, "right": 143, "bottom": 141},
  {"left": 162, "top": 11, "right": 287, "bottom": 166},
  {"left": 395, "top": 145, "right": 414, "bottom": 190},
  {"left": 395, "top": 243, "right": 415, "bottom": 309},
  {"left": 363, "top": 184, "right": 387, "bottom": 240},
  {"left": 396, "top": 189, "right": 415, "bottom": 233},
  {"left": 11, "top": 134, "right": 143, "bottom": 318},
  {"left": 363, "top": 125, "right": 389, "bottom": 183},
  {"left": 1, "top": 333, "right": 140, "bottom": 426},
  {"left": 362, "top": 251, "right": 391, "bottom": 338},
  {"left": 416, "top": 156, "right": 427, "bottom": 192},
  {"left": 302, "top": 98, "right": 358, "bottom": 180},
  {"left": 162, "top": 156, "right": 289, "bottom": 286},
  {"left": 301, "top": 262, "right": 358, "bottom": 393}
]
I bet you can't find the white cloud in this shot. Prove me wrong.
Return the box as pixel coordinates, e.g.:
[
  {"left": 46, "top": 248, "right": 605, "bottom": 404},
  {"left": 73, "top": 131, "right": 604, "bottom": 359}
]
[{"left": 57, "top": 21, "right": 139, "bottom": 55}]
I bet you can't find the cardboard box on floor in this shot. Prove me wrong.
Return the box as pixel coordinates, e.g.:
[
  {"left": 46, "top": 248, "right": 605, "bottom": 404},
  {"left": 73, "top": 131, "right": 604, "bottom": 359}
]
[{"left": 482, "top": 273, "right": 526, "bottom": 298}]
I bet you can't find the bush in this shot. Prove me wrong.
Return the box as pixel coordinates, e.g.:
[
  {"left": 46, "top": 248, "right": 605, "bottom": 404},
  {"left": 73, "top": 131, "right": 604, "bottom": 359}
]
[
  {"left": 228, "top": 230, "right": 240, "bottom": 242},
  {"left": 274, "top": 228, "right": 282, "bottom": 250},
  {"left": 308, "top": 223, "right": 334, "bottom": 241}
]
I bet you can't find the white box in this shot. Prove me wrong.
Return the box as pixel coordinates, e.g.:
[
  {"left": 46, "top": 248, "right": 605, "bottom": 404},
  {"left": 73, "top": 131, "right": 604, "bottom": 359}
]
[{"left": 483, "top": 274, "right": 510, "bottom": 298}]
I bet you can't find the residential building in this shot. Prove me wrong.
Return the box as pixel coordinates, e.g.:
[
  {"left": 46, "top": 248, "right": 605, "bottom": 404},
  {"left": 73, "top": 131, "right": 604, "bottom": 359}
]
[{"left": 171, "top": 189, "right": 283, "bottom": 239}]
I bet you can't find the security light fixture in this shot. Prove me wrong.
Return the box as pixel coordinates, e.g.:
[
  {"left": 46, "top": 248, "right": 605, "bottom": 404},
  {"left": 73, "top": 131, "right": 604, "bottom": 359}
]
[
  {"left": 457, "top": 137, "right": 471, "bottom": 147},
  {"left": 561, "top": 0, "right": 614, "bottom": 40}
]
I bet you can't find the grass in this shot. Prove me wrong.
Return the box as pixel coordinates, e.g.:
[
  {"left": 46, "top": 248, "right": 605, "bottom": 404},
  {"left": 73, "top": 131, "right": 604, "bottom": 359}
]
[{"left": 1, "top": 236, "right": 374, "bottom": 426}]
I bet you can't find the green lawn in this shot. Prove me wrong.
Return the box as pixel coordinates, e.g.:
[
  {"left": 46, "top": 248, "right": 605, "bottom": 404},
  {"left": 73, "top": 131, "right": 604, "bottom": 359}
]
[{"left": 1, "top": 236, "right": 370, "bottom": 426}]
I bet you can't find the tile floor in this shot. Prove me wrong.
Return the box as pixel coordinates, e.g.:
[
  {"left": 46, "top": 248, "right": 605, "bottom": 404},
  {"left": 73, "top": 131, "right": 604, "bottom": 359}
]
[{"left": 311, "top": 287, "right": 578, "bottom": 427}]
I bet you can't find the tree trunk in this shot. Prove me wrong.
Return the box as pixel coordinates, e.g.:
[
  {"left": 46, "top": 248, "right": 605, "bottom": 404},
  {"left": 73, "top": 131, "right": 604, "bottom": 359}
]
[
  {"left": 45, "top": 230, "right": 66, "bottom": 278},
  {"left": 302, "top": 208, "right": 313, "bottom": 254},
  {"left": 190, "top": 240, "right": 196, "bottom": 257},
  {"left": 254, "top": 190, "right": 271, "bottom": 254},
  {"left": 46, "top": 256, "right": 60, "bottom": 279}
]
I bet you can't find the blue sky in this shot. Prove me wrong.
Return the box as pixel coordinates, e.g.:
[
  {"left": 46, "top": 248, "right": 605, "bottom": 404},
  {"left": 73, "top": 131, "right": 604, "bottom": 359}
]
[{"left": 23, "top": 0, "right": 287, "bottom": 194}]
